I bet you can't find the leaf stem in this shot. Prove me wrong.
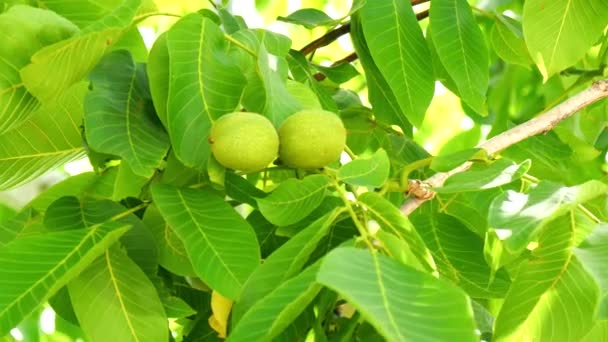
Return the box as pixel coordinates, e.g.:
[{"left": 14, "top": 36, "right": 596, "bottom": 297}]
[
  {"left": 223, "top": 34, "right": 257, "bottom": 57},
  {"left": 332, "top": 180, "right": 375, "bottom": 251}
]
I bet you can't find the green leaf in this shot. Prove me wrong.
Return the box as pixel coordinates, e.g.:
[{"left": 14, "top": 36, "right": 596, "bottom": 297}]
[
  {"left": 349, "top": 14, "right": 412, "bottom": 134},
  {"left": 358, "top": 192, "right": 435, "bottom": 272},
  {"left": 85, "top": 50, "right": 169, "bottom": 177},
  {"left": 40, "top": 0, "right": 156, "bottom": 28},
  {"left": 143, "top": 204, "right": 196, "bottom": 277},
  {"left": 0, "top": 208, "right": 38, "bottom": 247},
  {"left": 575, "top": 224, "right": 608, "bottom": 319},
  {"left": 147, "top": 32, "right": 169, "bottom": 128},
  {"left": 491, "top": 14, "right": 532, "bottom": 67},
  {"left": 359, "top": 1, "right": 434, "bottom": 127},
  {"left": 151, "top": 184, "right": 260, "bottom": 299},
  {"left": 523, "top": 0, "right": 608, "bottom": 79},
  {"left": 233, "top": 208, "right": 342, "bottom": 323},
  {"left": 286, "top": 51, "right": 339, "bottom": 113},
  {"left": 410, "top": 210, "right": 511, "bottom": 298},
  {"left": 0, "top": 222, "right": 131, "bottom": 335},
  {"left": 20, "top": 0, "right": 142, "bottom": 103},
  {"left": 494, "top": 215, "right": 600, "bottom": 341},
  {"left": 256, "top": 174, "right": 330, "bottom": 226},
  {"left": 278, "top": 8, "right": 337, "bottom": 28},
  {"left": 0, "top": 82, "right": 87, "bottom": 191},
  {"left": 285, "top": 80, "right": 322, "bottom": 109},
  {"left": 225, "top": 172, "right": 267, "bottom": 208},
  {"left": 69, "top": 246, "right": 168, "bottom": 342},
  {"left": 317, "top": 248, "right": 478, "bottom": 342},
  {"left": 488, "top": 180, "right": 608, "bottom": 253},
  {"left": 434, "top": 159, "right": 530, "bottom": 193},
  {"left": 430, "top": 148, "right": 488, "bottom": 172},
  {"left": 228, "top": 264, "right": 322, "bottom": 342},
  {"left": 338, "top": 148, "right": 389, "bottom": 187},
  {"left": 313, "top": 63, "right": 359, "bottom": 84},
  {"left": 0, "top": 5, "right": 78, "bottom": 134},
  {"left": 166, "top": 13, "right": 245, "bottom": 168},
  {"left": 112, "top": 162, "right": 148, "bottom": 201},
  {"left": 430, "top": 0, "right": 489, "bottom": 115}
]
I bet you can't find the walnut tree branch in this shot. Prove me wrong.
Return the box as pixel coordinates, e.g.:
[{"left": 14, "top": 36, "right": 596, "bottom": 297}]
[
  {"left": 400, "top": 79, "right": 608, "bottom": 216},
  {"left": 299, "top": 23, "right": 351, "bottom": 56}
]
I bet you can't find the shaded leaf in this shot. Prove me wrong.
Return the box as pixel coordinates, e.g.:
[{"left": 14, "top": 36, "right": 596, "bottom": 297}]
[
  {"left": 84, "top": 50, "right": 169, "bottom": 177},
  {"left": 491, "top": 14, "right": 532, "bottom": 67},
  {"left": 430, "top": 148, "right": 487, "bottom": 172}
]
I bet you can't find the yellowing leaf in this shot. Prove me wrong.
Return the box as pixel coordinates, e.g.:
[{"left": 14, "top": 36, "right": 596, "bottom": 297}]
[{"left": 209, "top": 291, "right": 233, "bottom": 338}]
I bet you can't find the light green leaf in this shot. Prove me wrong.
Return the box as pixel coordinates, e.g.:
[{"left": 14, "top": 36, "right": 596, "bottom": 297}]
[
  {"left": 494, "top": 215, "right": 599, "bottom": 341},
  {"left": 317, "top": 248, "right": 478, "bottom": 342},
  {"left": 233, "top": 208, "right": 342, "bottom": 324},
  {"left": 166, "top": 13, "right": 245, "bottom": 168},
  {"left": 575, "top": 224, "right": 608, "bottom": 319},
  {"left": 69, "top": 246, "right": 168, "bottom": 342},
  {"left": 285, "top": 80, "right": 322, "bottom": 109},
  {"left": 410, "top": 210, "right": 511, "bottom": 298},
  {"left": 147, "top": 32, "right": 169, "bottom": 128},
  {"left": 285, "top": 51, "right": 339, "bottom": 113},
  {"left": 151, "top": 184, "right": 260, "bottom": 299},
  {"left": 523, "top": 0, "right": 608, "bottom": 79},
  {"left": 278, "top": 8, "right": 337, "bottom": 28},
  {"left": 256, "top": 174, "right": 330, "bottom": 226},
  {"left": 430, "top": 0, "right": 489, "bottom": 114},
  {"left": 313, "top": 63, "right": 359, "bottom": 84},
  {"left": 0, "top": 5, "right": 78, "bottom": 134},
  {"left": 434, "top": 159, "right": 530, "bottom": 193},
  {"left": 0, "top": 208, "right": 38, "bottom": 247},
  {"left": 488, "top": 180, "right": 608, "bottom": 253},
  {"left": 112, "top": 162, "right": 148, "bottom": 201},
  {"left": 349, "top": 14, "right": 412, "bottom": 134},
  {"left": 0, "top": 222, "right": 130, "bottom": 336},
  {"left": 0, "top": 82, "right": 87, "bottom": 191},
  {"left": 84, "top": 50, "right": 169, "bottom": 177},
  {"left": 142, "top": 204, "right": 195, "bottom": 277},
  {"left": 430, "top": 148, "right": 488, "bottom": 172},
  {"left": 228, "top": 265, "right": 322, "bottom": 342},
  {"left": 338, "top": 148, "right": 389, "bottom": 187},
  {"left": 491, "top": 14, "right": 532, "bottom": 67},
  {"left": 20, "top": 0, "right": 142, "bottom": 103},
  {"left": 39, "top": 0, "right": 156, "bottom": 28},
  {"left": 360, "top": 0, "right": 434, "bottom": 126},
  {"left": 358, "top": 192, "right": 435, "bottom": 272}
]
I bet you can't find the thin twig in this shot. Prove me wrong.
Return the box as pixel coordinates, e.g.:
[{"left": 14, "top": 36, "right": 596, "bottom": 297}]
[
  {"left": 400, "top": 79, "right": 608, "bottom": 215},
  {"left": 411, "top": 0, "right": 431, "bottom": 6},
  {"left": 299, "top": 23, "right": 351, "bottom": 56}
]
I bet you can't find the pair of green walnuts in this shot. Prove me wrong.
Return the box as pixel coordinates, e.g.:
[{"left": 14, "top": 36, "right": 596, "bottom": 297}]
[{"left": 209, "top": 109, "right": 346, "bottom": 172}]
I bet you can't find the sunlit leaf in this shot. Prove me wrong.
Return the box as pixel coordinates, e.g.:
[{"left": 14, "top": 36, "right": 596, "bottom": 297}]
[
  {"left": 338, "top": 149, "right": 389, "bottom": 187},
  {"left": 491, "top": 14, "right": 532, "bottom": 67},
  {"left": 317, "top": 248, "right": 478, "bottom": 341},
  {"left": 0, "top": 222, "right": 130, "bottom": 335},
  {"left": 523, "top": 0, "right": 608, "bottom": 79},
  {"left": 0, "top": 83, "right": 87, "bottom": 191},
  {"left": 165, "top": 13, "right": 245, "bottom": 168},
  {"left": 69, "top": 246, "right": 168, "bottom": 341},
  {"left": 434, "top": 159, "right": 530, "bottom": 193},
  {"left": 575, "top": 224, "right": 608, "bottom": 319},
  {"left": 278, "top": 8, "right": 337, "bottom": 28},
  {"left": 256, "top": 174, "right": 330, "bottom": 226},
  {"left": 0, "top": 5, "right": 78, "bottom": 134},
  {"left": 151, "top": 184, "right": 260, "bottom": 299}
]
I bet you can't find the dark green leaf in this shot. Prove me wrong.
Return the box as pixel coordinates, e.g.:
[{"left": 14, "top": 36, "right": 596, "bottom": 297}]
[{"left": 278, "top": 8, "right": 337, "bottom": 28}]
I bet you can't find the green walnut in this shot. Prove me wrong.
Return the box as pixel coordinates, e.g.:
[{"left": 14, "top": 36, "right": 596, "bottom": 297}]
[
  {"left": 209, "top": 112, "right": 279, "bottom": 172},
  {"left": 278, "top": 109, "right": 346, "bottom": 169}
]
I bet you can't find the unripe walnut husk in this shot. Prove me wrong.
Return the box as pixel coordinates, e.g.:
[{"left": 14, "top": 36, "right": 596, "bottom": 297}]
[
  {"left": 209, "top": 112, "right": 279, "bottom": 172},
  {"left": 278, "top": 109, "right": 346, "bottom": 169}
]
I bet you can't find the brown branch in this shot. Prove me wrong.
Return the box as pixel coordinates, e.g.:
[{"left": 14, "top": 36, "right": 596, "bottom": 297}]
[
  {"left": 411, "top": 0, "right": 431, "bottom": 6},
  {"left": 313, "top": 52, "right": 358, "bottom": 81},
  {"left": 416, "top": 9, "right": 429, "bottom": 21},
  {"left": 400, "top": 79, "right": 608, "bottom": 216},
  {"left": 299, "top": 23, "right": 351, "bottom": 56}
]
